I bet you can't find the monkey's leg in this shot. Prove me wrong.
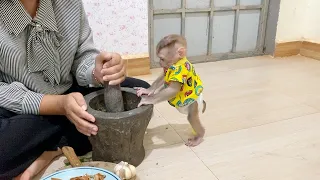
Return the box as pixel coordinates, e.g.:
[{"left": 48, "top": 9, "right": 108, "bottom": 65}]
[{"left": 186, "top": 101, "right": 205, "bottom": 147}]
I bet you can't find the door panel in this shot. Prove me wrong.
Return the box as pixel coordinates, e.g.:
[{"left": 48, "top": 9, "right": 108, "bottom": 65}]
[
  {"left": 236, "top": 10, "right": 261, "bottom": 52},
  {"left": 149, "top": 0, "right": 269, "bottom": 67},
  {"left": 153, "top": 14, "right": 182, "bottom": 62},
  {"left": 240, "top": 0, "right": 262, "bottom": 6},
  {"left": 212, "top": 11, "right": 235, "bottom": 53},
  {"left": 153, "top": 0, "right": 181, "bottom": 9},
  {"left": 214, "top": 0, "right": 236, "bottom": 7},
  {"left": 186, "top": 0, "right": 210, "bottom": 8},
  {"left": 185, "top": 13, "right": 209, "bottom": 56}
]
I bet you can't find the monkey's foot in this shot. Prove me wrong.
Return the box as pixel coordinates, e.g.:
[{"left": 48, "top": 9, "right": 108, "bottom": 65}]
[{"left": 185, "top": 136, "right": 203, "bottom": 147}]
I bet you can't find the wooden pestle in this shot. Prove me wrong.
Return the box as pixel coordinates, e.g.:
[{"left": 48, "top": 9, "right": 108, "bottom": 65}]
[{"left": 104, "top": 82, "right": 124, "bottom": 112}]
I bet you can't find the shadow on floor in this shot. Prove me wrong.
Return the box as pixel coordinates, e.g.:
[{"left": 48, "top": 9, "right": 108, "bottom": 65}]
[{"left": 143, "top": 123, "right": 192, "bottom": 159}]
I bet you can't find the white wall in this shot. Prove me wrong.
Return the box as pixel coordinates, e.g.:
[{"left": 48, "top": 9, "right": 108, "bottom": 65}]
[
  {"left": 275, "top": 0, "right": 320, "bottom": 43},
  {"left": 302, "top": 0, "right": 320, "bottom": 43},
  {"left": 275, "top": 0, "right": 306, "bottom": 43}
]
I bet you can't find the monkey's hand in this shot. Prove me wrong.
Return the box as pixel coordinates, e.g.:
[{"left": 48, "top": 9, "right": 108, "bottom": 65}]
[
  {"left": 137, "top": 82, "right": 180, "bottom": 107},
  {"left": 138, "top": 81, "right": 180, "bottom": 107},
  {"left": 134, "top": 87, "right": 155, "bottom": 97},
  {"left": 137, "top": 96, "right": 155, "bottom": 107}
]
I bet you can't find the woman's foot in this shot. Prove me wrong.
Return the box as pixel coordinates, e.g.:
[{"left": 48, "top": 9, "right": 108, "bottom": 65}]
[
  {"left": 14, "top": 171, "right": 31, "bottom": 180},
  {"left": 14, "top": 149, "right": 62, "bottom": 180}
]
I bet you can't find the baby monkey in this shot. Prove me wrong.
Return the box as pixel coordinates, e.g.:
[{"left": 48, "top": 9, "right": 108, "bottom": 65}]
[{"left": 136, "top": 34, "right": 206, "bottom": 147}]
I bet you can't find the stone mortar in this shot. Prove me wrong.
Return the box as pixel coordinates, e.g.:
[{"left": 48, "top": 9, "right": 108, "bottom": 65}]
[{"left": 84, "top": 87, "right": 153, "bottom": 167}]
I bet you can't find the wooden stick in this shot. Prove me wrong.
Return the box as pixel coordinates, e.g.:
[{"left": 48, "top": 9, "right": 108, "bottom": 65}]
[{"left": 61, "top": 146, "right": 82, "bottom": 167}]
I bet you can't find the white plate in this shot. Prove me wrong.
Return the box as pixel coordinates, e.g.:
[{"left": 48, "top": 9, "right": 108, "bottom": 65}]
[{"left": 41, "top": 166, "right": 120, "bottom": 180}]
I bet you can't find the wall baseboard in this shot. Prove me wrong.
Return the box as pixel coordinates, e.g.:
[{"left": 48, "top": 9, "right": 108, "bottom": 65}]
[
  {"left": 123, "top": 41, "right": 320, "bottom": 76},
  {"left": 274, "top": 41, "right": 320, "bottom": 60},
  {"left": 274, "top": 41, "right": 302, "bottom": 57},
  {"left": 300, "top": 41, "right": 320, "bottom": 60},
  {"left": 122, "top": 53, "right": 150, "bottom": 76}
]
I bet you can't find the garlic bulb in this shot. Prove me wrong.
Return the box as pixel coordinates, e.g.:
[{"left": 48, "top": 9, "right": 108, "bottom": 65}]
[{"left": 114, "top": 161, "right": 136, "bottom": 180}]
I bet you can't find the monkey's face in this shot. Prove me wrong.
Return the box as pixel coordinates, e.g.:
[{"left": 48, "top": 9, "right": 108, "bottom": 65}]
[{"left": 157, "top": 47, "right": 181, "bottom": 68}]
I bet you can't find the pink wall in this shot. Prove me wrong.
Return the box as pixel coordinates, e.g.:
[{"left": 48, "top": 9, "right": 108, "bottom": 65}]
[{"left": 83, "top": 0, "right": 149, "bottom": 55}]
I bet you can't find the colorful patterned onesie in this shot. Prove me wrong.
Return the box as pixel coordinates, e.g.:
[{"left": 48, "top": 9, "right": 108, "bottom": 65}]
[{"left": 164, "top": 57, "right": 204, "bottom": 114}]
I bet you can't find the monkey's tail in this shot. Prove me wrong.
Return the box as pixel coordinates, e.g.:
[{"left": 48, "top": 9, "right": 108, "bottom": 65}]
[{"left": 202, "top": 100, "right": 207, "bottom": 113}]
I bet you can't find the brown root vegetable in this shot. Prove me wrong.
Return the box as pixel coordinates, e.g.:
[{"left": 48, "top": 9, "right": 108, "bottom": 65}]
[
  {"left": 94, "top": 173, "right": 106, "bottom": 180},
  {"left": 70, "top": 174, "right": 90, "bottom": 180}
]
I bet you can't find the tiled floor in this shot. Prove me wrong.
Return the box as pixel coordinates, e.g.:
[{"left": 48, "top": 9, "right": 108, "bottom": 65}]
[{"left": 39, "top": 55, "right": 320, "bottom": 180}]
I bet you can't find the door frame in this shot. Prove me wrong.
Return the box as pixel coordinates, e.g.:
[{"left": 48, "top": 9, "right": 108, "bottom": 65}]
[
  {"left": 148, "top": 0, "right": 280, "bottom": 68},
  {"left": 263, "top": 0, "right": 281, "bottom": 55}
]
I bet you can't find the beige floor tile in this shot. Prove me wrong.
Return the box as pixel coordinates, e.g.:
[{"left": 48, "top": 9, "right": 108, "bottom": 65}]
[
  {"left": 205, "top": 93, "right": 300, "bottom": 120},
  {"left": 133, "top": 68, "right": 163, "bottom": 82},
  {"left": 144, "top": 108, "right": 182, "bottom": 150},
  {"left": 206, "top": 55, "right": 282, "bottom": 70},
  {"left": 136, "top": 144, "right": 218, "bottom": 180},
  {"left": 155, "top": 102, "right": 186, "bottom": 121},
  {"left": 142, "top": 143, "right": 191, "bottom": 161},
  {"left": 248, "top": 104, "right": 318, "bottom": 123},
  {"left": 169, "top": 91, "right": 301, "bottom": 127},
  {"left": 192, "top": 61, "right": 233, "bottom": 74},
  {"left": 176, "top": 104, "right": 318, "bottom": 143},
  {"left": 192, "top": 113, "right": 320, "bottom": 180},
  {"left": 143, "top": 129, "right": 183, "bottom": 151},
  {"left": 146, "top": 108, "right": 172, "bottom": 133},
  {"left": 204, "top": 89, "right": 291, "bottom": 109},
  {"left": 279, "top": 91, "right": 320, "bottom": 111},
  {"left": 301, "top": 97, "right": 320, "bottom": 111}
]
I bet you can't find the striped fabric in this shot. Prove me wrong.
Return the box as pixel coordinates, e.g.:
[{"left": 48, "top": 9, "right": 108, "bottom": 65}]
[{"left": 0, "top": 0, "right": 99, "bottom": 115}]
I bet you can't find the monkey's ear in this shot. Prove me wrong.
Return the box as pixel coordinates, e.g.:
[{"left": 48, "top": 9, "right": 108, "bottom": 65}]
[{"left": 177, "top": 47, "right": 186, "bottom": 57}]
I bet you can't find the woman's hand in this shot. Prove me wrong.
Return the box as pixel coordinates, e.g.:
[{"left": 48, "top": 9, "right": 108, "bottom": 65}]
[
  {"left": 60, "top": 93, "right": 98, "bottom": 136},
  {"left": 94, "top": 52, "right": 126, "bottom": 85}
]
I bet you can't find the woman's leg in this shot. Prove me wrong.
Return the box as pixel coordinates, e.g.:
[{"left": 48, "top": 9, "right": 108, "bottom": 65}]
[
  {"left": 120, "top": 77, "right": 150, "bottom": 89},
  {"left": 15, "top": 150, "right": 62, "bottom": 180},
  {"left": 0, "top": 109, "right": 61, "bottom": 179},
  {"left": 0, "top": 108, "right": 91, "bottom": 179}
]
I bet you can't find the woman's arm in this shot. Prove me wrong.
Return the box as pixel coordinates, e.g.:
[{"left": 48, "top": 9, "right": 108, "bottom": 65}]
[
  {"left": 0, "top": 73, "right": 91, "bottom": 119},
  {"left": 38, "top": 95, "right": 65, "bottom": 115},
  {"left": 0, "top": 78, "right": 68, "bottom": 116},
  {"left": 39, "top": 92, "right": 97, "bottom": 136},
  {"left": 0, "top": 80, "right": 44, "bottom": 115},
  {"left": 0, "top": 71, "right": 45, "bottom": 114},
  {"left": 71, "top": 1, "right": 126, "bottom": 87},
  {"left": 71, "top": 1, "right": 100, "bottom": 87}
]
